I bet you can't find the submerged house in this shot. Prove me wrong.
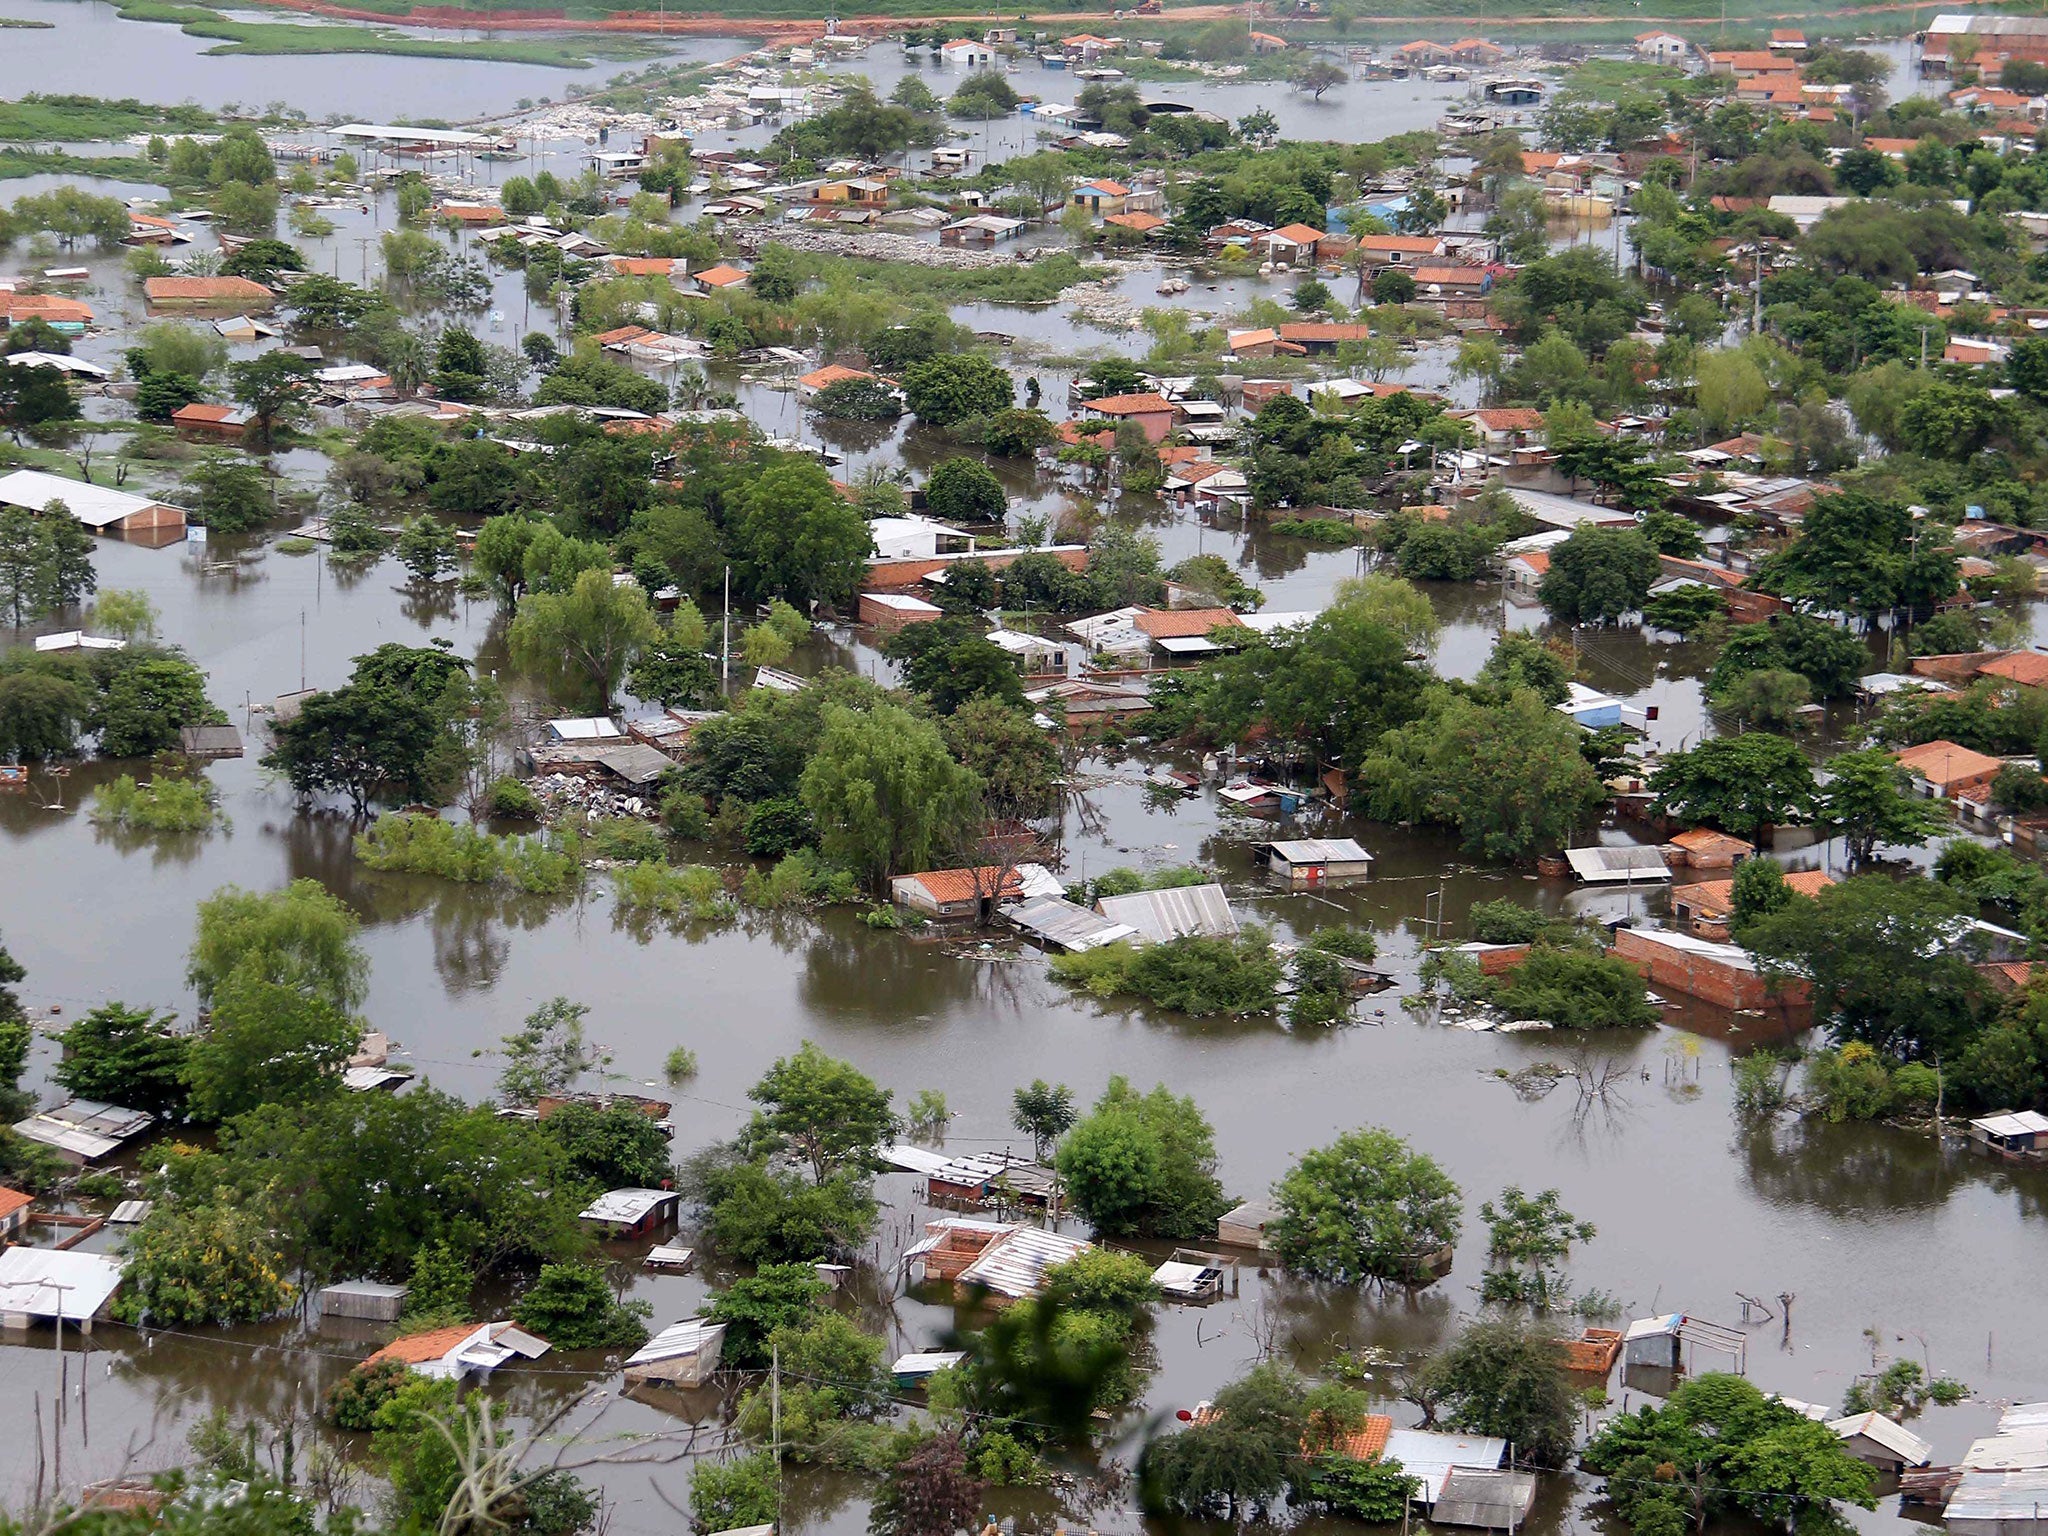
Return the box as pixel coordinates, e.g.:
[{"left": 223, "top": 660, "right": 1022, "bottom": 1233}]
[
  {"left": 623, "top": 1320, "right": 725, "bottom": 1388},
  {"left": 367, "top": 1321, "right": 551, "bottom": 1382},
  {"left": 1254, "top": 837, "right": 1373, "bottom": 889},
  {"left": 901, "top": 1217, "right": 1093, "bottom": 1299}
]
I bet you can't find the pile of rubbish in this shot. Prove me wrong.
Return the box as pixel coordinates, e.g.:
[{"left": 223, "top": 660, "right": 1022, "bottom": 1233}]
[
  {"left": 1060, "top": 274, "right": 1143, "bottom": 329},
  {"left": 528, "top": 773, "right": 658, "bottom": 821}
]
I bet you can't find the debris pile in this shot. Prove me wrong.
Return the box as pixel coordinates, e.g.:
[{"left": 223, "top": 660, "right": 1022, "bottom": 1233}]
[{"left": 527, "top": 774, "right": 657, "bottom": 821}]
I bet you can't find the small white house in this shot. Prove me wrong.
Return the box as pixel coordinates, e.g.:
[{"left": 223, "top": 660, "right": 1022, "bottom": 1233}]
[
  {"left": 624, "top": 1320, "right": 726, "bottom": 1388},
  {"left": 1634, "top": 29, "right": 1690, "bottom": 62},
  {"left": 940, "top": 38, "right": 996, "bottom": 67}
]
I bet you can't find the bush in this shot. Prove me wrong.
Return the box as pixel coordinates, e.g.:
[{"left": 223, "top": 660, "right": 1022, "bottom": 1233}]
[
  {"left": 485, "top": 776, "right": 542, "bottom": 818},
  {"left": 354, "top": 812, "right": 580, "bottom": 894},
  {"left": 1051, "top": 932, "right": 1282, "bottom": 1017},
  {"left": 689, "top": 1451, "right": 778, "bottom": 1535},
  {"left": 513, "top": 1262, "right": 651, "bottom": 1350},
  {"left": 666, "top": 1045, "right": 699, "bottom": 1081},
  {"left": 1271, "top": 517, "right": 1365, "bottom": 544},
  {"left": 1307, "top": 928, "right": 1378, "bottom": 962},
  {"left": 611, "top": 861, "right": 734, "bottom": 921},
  {"left": 1732, "top": 1051, "right": 1793, "bottom": 1118},
  {"left": 328, "top": 1358, "right": 411, "bottom": 1431},
  {"left": 88, "top": 774, "right": 223, "bottom": 833},
  {"left": 587, "top": 817, "right": 666, "bottom": 864},
  {"left": 1805, "top": 1042, "right": 1896, "bottom": 1122},
  {"left": 1468, "top": 898, "right": 1550, "bottom": 944},
  {"left": 743, "top": 796, "right": 814, "bottom": 857},
  {"left": 1488, "top": 943, "right": 1656, "bottom": 1028},
  {"left": 741, "top": 849, "right": 858, "bottom": 909},
  {"left": 659, "top": 783, "right": 712, "bottom": 839}
]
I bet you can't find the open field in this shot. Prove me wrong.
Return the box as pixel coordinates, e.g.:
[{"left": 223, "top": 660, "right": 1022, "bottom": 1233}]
[{"left": 104, "top": 0, "right": 675, "bottom": 63}]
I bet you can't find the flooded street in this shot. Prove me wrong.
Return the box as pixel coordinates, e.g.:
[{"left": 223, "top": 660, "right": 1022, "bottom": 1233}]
[{"left": 0, "top": 10, "right": 2043, "bottom": 1534}]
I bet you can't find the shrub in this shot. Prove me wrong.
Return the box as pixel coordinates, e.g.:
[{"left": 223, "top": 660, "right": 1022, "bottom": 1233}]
[
  {"left": 1488, "top": 943, "right": 1657, "bottom": 1028},
  {"left": 484, "top": 776, "right": 542, "bottom": 818},
  {"left": 328, "top": 1358, "right": 412, "bottom": 1431},
  {"left": 1468, "top": 899, "right": 1551, "bottom": 944},
  {"left": 1051, "top": 932, "right": 1282, "bottom": 1016},
  {"left": 1307, "top": 928, "right": 1378, "bottom": 962},
  {"left": 89, "top": 774, "right": 223, "bottom": 833},
  {"left": 587, "top": 817, "right": 666, "bottom": 864},
  {"left": 513, "top": 1262, "right": 651, "bottom": 1350},
  {"left": 1805, "top": 1042, "right": 1896, "bottom": 1122},
  {"left": 659, "top": 784, "right": 712, "bottom": 839},
  {"left": 665, "top": 1046, "right": 699, "bottom": 1081},
  {"left": 611, "top": 861, "right": 734, "bottom": 921}
]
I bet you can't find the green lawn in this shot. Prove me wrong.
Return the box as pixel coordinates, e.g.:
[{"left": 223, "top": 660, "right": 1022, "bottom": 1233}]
[
  {"left": 109, "top": 0, "right": 668, "bottom": 66},
  {"left": 0, "top": 95, "right": 220, "bottom": 143}
]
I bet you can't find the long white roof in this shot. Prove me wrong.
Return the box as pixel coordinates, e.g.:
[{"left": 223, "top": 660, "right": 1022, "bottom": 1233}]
[
  {"left": 0, "top": 470, "right": 179, "bottom": 528},
  {"left": 0, "top": 1247, "right": 124, "bottom": 1321}
]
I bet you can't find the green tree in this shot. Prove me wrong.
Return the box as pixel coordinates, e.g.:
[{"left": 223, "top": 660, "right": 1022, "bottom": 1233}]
[
  {"left": 924, "top": 457, "right": 1008, "bottom": 523},
  {"left": 188, "top": 878, "right": 367, "bottom": 1013},
  {"left": 1479, "top": 1187, "right": 1594, "bottom": 1308},
  {"left": 509, "top": 567, "right": 661, "bottom": 709},
  {"left": 870, "top": 1433, "right": 986, "bottom": 1536},
  {"left": 1817, "top": 747, "right": 1947, "bottom": 865},
  {"left": 902, "top": 354, "right": 1013, "bottom": 425},
  {"left": 184, "top": 968, "right": 358, "bottom": 1121},
  {"left": 1270, "top": 1126, "right": 1461, "bottom": 1284},
  {"left": 181, "top": 458, "right": 274, "bottom": 534},
  {"left": 1649, "top": 734, "right": 1816, "bottom": 839},
  {"left": 227, "top": 351, "right": 317, "bottom": 444},
  {"left": 112, "top": 1202, "right": 293, "bottom": 1327},
  {"left": 0, "top": 504, "right": 96, "bottom": 626},
  {"left": 748, "top": 1040, "right": 896, "bottom": 1182},
  {"left": 496, "top": 996, "right": 597, "bottom": 1106},
  {"left": 1012, "top": 1079, "right": 1076, "bottom": 1160},
  {"left": 1583, "top": 1373, "right": 1876, "bottom": 1529},
  {"left": 943, "top": 697, "right": 1060, "bottom": 817},
  {"left": 1427, "top": 1320, "right": 1580, "bottom": 1466},
  {"left": 1743, "top": 874, "right": 1987, "bottom": 1060},
  {"left": 689, "top": 1452, "right": 779, "bottom": 1534},
  {"left": 1730, "top": 858, "right": 1793, "bottom": 935},
  {"left": 395, "top": 516, "right": 459, "bottom": 581},
  {"left": 1538, "top": 525, "right": 1661, "bottom": 625},
  {"left": 263, "top": 680, "right": 443, "bottom": 814},
  {"left": 1055, "top": 1077, "right": 1227, "bottom": 1240},
  {"left": 1141, "top": 1363, "right": 1322, "bottom": 1519},
  {"left": 544, "top": 1102, "right": 673, "bottom": 1189},
  {"left": 93, "top": 654, "right": 222, "bottom": 757},
  {"left": 52, "top": 1002, "right": 189, "bottom": 1118},
  {"left": 0, "top": 670, "right": 90, "bottom": 761},
  {"left": 799, "top": 700, "right": 983, "bottom": 890},
  {"left": 701, "top": 1262, "right": 829, "bottom": 1369},
  {"left": 513, "top": 1262, "right": 651, "bottom": 1349},
  {"left": 729, "top": 457, "right": 873, "bottom": 607}
]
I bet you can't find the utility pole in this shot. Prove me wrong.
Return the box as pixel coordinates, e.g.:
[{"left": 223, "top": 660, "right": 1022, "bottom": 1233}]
[
  {"left": 721, "top": 565, "right": 732, "bottom": 686},
  {"left": 770, "top": 1339, "right": 782, "bottom": 1526}
]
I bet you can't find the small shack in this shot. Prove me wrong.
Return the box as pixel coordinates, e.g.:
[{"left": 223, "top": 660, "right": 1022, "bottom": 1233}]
[
  {"left": 579, "top": 1188, "right": 681, "bottom": 1234},
  {"left": 623, "top": 1319, "right": 726, "bottom": 1388},
  {"left": 1969, "top": 1111, "right": 2048, "bottom": 1155},
  {"left": 1432, "top": 1468, "right": 1541, "bottom": 1530},
  {"left": 923, "top": 1153, "right": 1062, "bottom": 1210},
  {"left": 318, "top": 1280, "right": 409, "bottom": 1322},
  {"left": 1662, "top": 827, "right": 1754, "bottom": 870},
  {"left": 0, "top": 1186, "right": 32, "bottom": 1240},
  {"left": 1623, "top": 1312, "right": 1746, "bottom": 1373},
  {"left": 1151, "top": 1249, "right": 1238, "bottom": 1302},
  {"left": 892, "top": 864, "right": 1060, "bottom": 921},
  {"left": 901, "top": 1217, "right": 1092, "bottom": 1300},
  {"left": 1217, "top": 1198, "right": 1279, "bottom": 1251},
  {"left": 1255, "top": 838, "right": 1373, "bottom": 889},
  {"left": 178, "top": 724, "right": 245, "bottom": 759},
  {"left": 1560, "top": 1327, "right": 1623, "bottom": 1374},
  {"left": 0, "top": 1247, "right": 124, "bottom": 1333},
  {"left": 644, "top": 1242, "right": 695, "bottom": 1271},
  {"left": 1829, "top": 1411, "right": 1934, "bottom": 1472},
  {"left": 893, "top": 1350, "right": 968, "bottom": 1385}
]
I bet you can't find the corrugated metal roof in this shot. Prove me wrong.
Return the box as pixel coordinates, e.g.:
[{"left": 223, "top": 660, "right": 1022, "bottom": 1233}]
[
  {"left": 1432, "top": 1469, "right": 1537, "bottom": 1529},
  {"left": 580, "top": 1189, "right": 679, "bottom": 1225},
  {"left": 1947, "top": 1468, "right": 2048, "bottom": 1521},
  {"left": 879, "top": 1144, "right": 952, "bottom": 1176},
  {"left": 1003, "top": 896, "right": 1137, "bottom": 951},
  {"left": 1382, "top": 1429, "right": 1506, "bottom": 1501},
  {"left": 1265, "top": 838, "right": 1372, "bottom": 865},
  {"left": 1966, "top": 1431, "right": 2048, "bottom": 1472},
  {"left": 893, "top": 1350, "right": 968, "bottom": 1376},
  {"left": 1096, "top": 884, "right": 1239, "bottom": 944},
  {"left": 1972, "top": 1112, "right": 2048, "bottom": 1138},
  {"left": 626, "top": 1320, "right": 724, "bottom": 1366},
  {"left": 1830, "top": 1412, "right": 1934, "bottom": 1466},
  {"left": 958, "top": 1227, "right": 1094, "bottom": 1299}
]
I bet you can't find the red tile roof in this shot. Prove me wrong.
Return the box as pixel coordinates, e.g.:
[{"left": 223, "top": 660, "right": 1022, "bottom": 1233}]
[
  {"left": 171, "top": 403, "right": 238, "bottom": 425},
  {"left": 1893, "top": 739, "right": 2006, "bottom": 788},
  {"left": 0, "top": 294, "right": 93, "bottom": 324},
  {"left": 1673, "top": 870, "right": 1833, "bottom": 917},
  {"left": 1083, "top": 392, "right": 1175, "bottom": 417},
  {"left": 1105, "top": 211, "right": 1165, "bottom": 231},
  {"left": 693, "top": 263, "right": 748, "bottom": 287},
  {"left": 1134, "top": 607, "right": 1244, "bottom": 639},
  {"left": 1278, "top": 322, "right": 1372, "bottom": 343},
  {"left": 1977, "top": 651, "right": 2048, "bottom": 687},
  {"left": 0, "top": 1186, "right": 31, "bottom": 1222},
  {"left": 593, "top": 324, "right": 654, "bottom": 346},
  {"left": 1359, "top": 234, "right": 1442, "bottom": 254},
  {"left": 1266, "top": 222, "right": 1328, "bottom": 245},
  {"left": 1310, "top": 1413, "right": 1394, "bottom": 1462},
  {"left": 1669, "top": 827, "right": 1755, "bottom": 857},
  {"left": 898, "top": 866, "right": 1025, "bottom": 903},
  {"left": 800, "top": 363, "right": 892, "bottom": 391},
  {"left": 1512, "top": 550, "right": 1551, "bottom": 574},
  {"left": 367, "top": 1324, "right": 478, "bottom": 1365}
]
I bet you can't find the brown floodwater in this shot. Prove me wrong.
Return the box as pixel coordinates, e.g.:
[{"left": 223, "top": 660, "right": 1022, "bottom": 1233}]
[{"left": 3, "top": 526, "right": 2046, "bottom": 1536}]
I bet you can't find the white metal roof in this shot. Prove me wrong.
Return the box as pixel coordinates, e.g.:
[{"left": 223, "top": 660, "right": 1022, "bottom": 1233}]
[
  {"left": 333, "top": 122, "right": 496, "bottom": 146},
  {"left": 0, "top": 470, "right": 178, "bottom": 529},
  {"left": 13, "top": 1099, "right": 155, "bottom": 1161},
  {"left": 625, "top": 1319, "right": 724, "bottom": 1366},
  {"left": 1152, "top": 1259, "right": 1224, "bottom": 1296},
  {"left": 1971, "top": 1111, "right": 2048, "bottom": 1138},
  {"left": 547, "top": 716, "right": 623, "bottom": 741},
  {"left": 1947, "top": 1468, "right": 2048, "bottom": 1521},
  {"left": 1965, "top": 1430, "right": 2048, "bottom": 1472},
  {"left": 1566, "top": 846, "right": 1672, "bottom": 883},
  {"left": 1625, "top": 1312, "right": 1684, "bottom": 1340},
  {"left": 580, "top": 1189, "right": 679, "bottom": 1225},
  {"left": 893, "top": 1350, "right": 968, "bottom": 1375},
  {"left": 1238, "top": 610, "right": 1319, "bottom": 635},
  {"left": 986, "top": 629, "right": 1062, "bottom": 656},
  {"left": 1828, "top": 1412, "right": 1933, "bottom": 1466},
  {"left": 9, "top": 352, "right": 108, "bottom": 377},
  {"left": 879, "top": 1144, "right": 952, "bottom": 1175},
  {"left": 1003, "top": 895, "right": 1137, "bottom": 952},
  {"left": 1383, "top": 1428, "right": 1506, "bottom": 1500},
  {"left": 0, "top": 1247, "right": 124, "bottom": 1321}
]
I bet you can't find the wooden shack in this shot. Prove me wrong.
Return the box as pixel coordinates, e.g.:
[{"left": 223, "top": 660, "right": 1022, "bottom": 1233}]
[{"left": 318, "top": 1280, "right": 409, "bottom": 1322}]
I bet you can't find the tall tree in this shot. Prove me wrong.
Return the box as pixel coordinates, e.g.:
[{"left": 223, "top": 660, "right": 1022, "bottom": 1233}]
[
  {"left": 1270, "top": 1126, "right": 1462, "bottom": 1285},
  {"left": 508, "top": 566, "right": 661, "bottom": 709},
  {"left": 1816, "top": 747, "right": 1947, "bottom": 865},
  {"left": 798, "top": 701, "right": 982, "bottom": 890},
  {"left": 747, "top": 1041, "right": 896, "bottom": 1183}
]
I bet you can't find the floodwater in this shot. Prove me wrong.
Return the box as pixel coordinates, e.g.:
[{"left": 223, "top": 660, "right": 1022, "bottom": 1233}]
[
  {"left": 0, "top": 0, "right": 749, "bottom": 119},
  {"left": 3, "top": 14, "right": 2048, "bottom": 1534}
]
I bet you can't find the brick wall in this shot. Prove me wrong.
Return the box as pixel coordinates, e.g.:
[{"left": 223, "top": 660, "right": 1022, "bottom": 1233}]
[{"left": 1609, "top": 928, "right": 1810, "bottom": 1017}]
